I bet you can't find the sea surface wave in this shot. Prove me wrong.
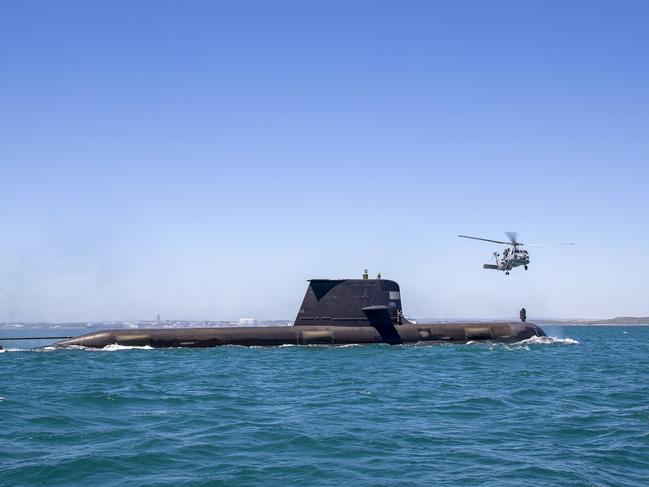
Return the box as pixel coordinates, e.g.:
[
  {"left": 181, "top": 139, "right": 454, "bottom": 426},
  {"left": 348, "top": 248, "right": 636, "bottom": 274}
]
[{"left": 2, "top": 326, "right": 648, "bottom": 486}]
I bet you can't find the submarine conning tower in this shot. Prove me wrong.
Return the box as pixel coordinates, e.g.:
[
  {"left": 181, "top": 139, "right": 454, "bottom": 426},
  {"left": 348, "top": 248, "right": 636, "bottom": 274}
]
[{"left": 294, "top": 279, "right": 403, "bottom": 327}]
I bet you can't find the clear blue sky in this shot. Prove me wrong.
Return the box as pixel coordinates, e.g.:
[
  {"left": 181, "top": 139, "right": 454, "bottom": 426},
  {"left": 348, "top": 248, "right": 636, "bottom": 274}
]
[{"left": 1, "top": 1, "right": 648, "bottom": 322}]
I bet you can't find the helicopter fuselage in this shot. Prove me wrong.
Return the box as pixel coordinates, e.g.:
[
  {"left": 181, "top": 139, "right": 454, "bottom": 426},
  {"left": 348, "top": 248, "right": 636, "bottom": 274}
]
[
  {"left": 484, "top": 246, "right": 530, "bottom": 273},
  {"left": 502, "top": 247, "right": 530, "bottom": 269}
]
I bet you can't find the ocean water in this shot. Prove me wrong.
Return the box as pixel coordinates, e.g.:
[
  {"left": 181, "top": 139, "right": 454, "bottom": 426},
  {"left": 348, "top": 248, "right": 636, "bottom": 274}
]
[{"left": 1, "top": 326, "right": 649, "bottom": 486}]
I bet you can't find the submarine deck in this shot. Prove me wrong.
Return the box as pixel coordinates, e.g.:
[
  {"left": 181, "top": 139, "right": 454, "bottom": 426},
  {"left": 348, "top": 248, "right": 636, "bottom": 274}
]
[{"left": 55, "top": 322, "right": 545, "bottom": 348}]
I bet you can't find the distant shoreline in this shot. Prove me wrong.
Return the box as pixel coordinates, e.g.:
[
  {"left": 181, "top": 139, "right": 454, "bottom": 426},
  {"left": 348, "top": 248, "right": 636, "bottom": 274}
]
[
  {"left": 1, "top": 316, "right": 648, "bottom": 329},
  {"left": 537, "top": 322, "right": 649, "bottom": 326},
  {"left": 535, "top": 317, "right": 649, "bottom": 325}
]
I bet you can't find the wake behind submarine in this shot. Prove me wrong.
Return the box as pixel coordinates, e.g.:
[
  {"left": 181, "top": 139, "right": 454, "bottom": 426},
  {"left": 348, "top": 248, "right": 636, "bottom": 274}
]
[
  {"left": 55, "top": 275, "right": 545, "bottom": 348},
  {"left": 56, "top": 275, "right": 546, "bottom": 348}
]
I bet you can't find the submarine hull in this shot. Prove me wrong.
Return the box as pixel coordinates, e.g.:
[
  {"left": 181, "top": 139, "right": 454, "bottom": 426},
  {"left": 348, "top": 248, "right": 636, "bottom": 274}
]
[
  {"left": 55, "top": 278, "right": 547, "bottom": 349},
  {"left": 55, "top": 322, "right": 545, "bottom": 348}
]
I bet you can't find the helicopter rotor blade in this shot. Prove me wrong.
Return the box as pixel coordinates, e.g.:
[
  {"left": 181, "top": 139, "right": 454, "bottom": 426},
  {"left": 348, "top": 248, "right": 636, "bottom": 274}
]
[
  {"left": 505, "top": 231, "right": 519, "bottom": 245},
  {"left": 458, "top": 235, "right": 511, "bottom": 245},
  {"left": 525, "top": 243, "right": 575, "bottom": 246}
]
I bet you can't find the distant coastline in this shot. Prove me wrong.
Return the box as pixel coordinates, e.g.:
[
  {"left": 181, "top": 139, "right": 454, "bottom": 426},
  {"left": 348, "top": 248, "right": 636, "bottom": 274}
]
[
  {"left": 419, "top": 317, "right": 649, "bottom": 325},
  {"left": 535, "top": 317, "right": 649, "bottom": 325},
  {"left": 1, "top": 317, "right": 648, "bottom": 329},
  {"left": 0, "top": 320, "right": 293, "bottom": 330}
]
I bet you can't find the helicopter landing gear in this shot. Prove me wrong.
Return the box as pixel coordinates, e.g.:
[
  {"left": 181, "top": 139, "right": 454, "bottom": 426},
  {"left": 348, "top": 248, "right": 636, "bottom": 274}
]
[{"left": 524, "top": 265, "right": 528, "bottom": 270}]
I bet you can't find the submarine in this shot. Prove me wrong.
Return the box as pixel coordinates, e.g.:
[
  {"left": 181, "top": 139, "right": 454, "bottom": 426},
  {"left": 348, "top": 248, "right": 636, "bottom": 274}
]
[{"left": 55, "top": 275, "right": 546, "bottom": 348}]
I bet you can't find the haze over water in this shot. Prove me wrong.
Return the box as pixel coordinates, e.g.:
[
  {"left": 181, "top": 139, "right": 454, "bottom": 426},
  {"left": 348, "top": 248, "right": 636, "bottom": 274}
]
[
  {"left": 2, "top": 326, "right": 649, "bottom": 486},
  {"left": 2, "top": 1, "right": 649, "bottom": 322}
]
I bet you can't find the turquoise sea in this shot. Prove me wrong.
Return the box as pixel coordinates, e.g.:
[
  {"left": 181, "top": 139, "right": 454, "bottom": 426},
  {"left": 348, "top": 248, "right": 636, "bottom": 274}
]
[{"left": 1, "top": 326, "right": 649, "bottom": 486}]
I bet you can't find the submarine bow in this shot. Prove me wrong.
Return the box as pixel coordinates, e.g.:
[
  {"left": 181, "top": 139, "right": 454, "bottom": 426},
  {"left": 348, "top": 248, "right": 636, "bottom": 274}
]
[{"left": 56, "top": 278, "right": 545, "bottom": 348}]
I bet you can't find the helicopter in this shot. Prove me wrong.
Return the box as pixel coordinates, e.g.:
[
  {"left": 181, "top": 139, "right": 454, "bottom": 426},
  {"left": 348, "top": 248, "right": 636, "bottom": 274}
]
[{"left": 458, "top": 232, "right": 574, "bottom": 275}]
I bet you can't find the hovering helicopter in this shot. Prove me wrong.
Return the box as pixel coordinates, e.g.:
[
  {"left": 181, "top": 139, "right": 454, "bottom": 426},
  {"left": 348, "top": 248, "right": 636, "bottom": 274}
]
[{"left": 458, "top": 232, "right": 574, "bottom": 275}]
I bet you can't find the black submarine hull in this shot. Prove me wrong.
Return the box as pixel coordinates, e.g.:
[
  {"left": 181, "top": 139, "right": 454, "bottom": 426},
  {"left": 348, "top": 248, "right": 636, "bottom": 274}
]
[
  {"left": 55, "top": 278, "right": 546, "bottom": 348},
  {"left": 55, "top": 322, "right": 545, "bottom": 348}
]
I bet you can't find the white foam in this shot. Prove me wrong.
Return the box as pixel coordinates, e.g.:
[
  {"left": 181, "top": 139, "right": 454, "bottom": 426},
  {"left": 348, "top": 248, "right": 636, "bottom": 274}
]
[
  {"left": 101, "top": 344, "right": 154, "bottom": 351},
  {"left": 62, "top": 345, "right": 91, "bottom": 350},
  {"left": 514, "top": 335, "right": 579, "bottom": 346},
  {"left": 27, "top": 347, "right": 58, "bottom": 353}
]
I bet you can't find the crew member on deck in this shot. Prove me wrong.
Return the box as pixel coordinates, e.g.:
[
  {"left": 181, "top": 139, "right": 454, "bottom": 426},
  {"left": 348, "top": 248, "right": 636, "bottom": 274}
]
[{"left": 520, "top": 307, "right": 527, "bottom": 323}]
